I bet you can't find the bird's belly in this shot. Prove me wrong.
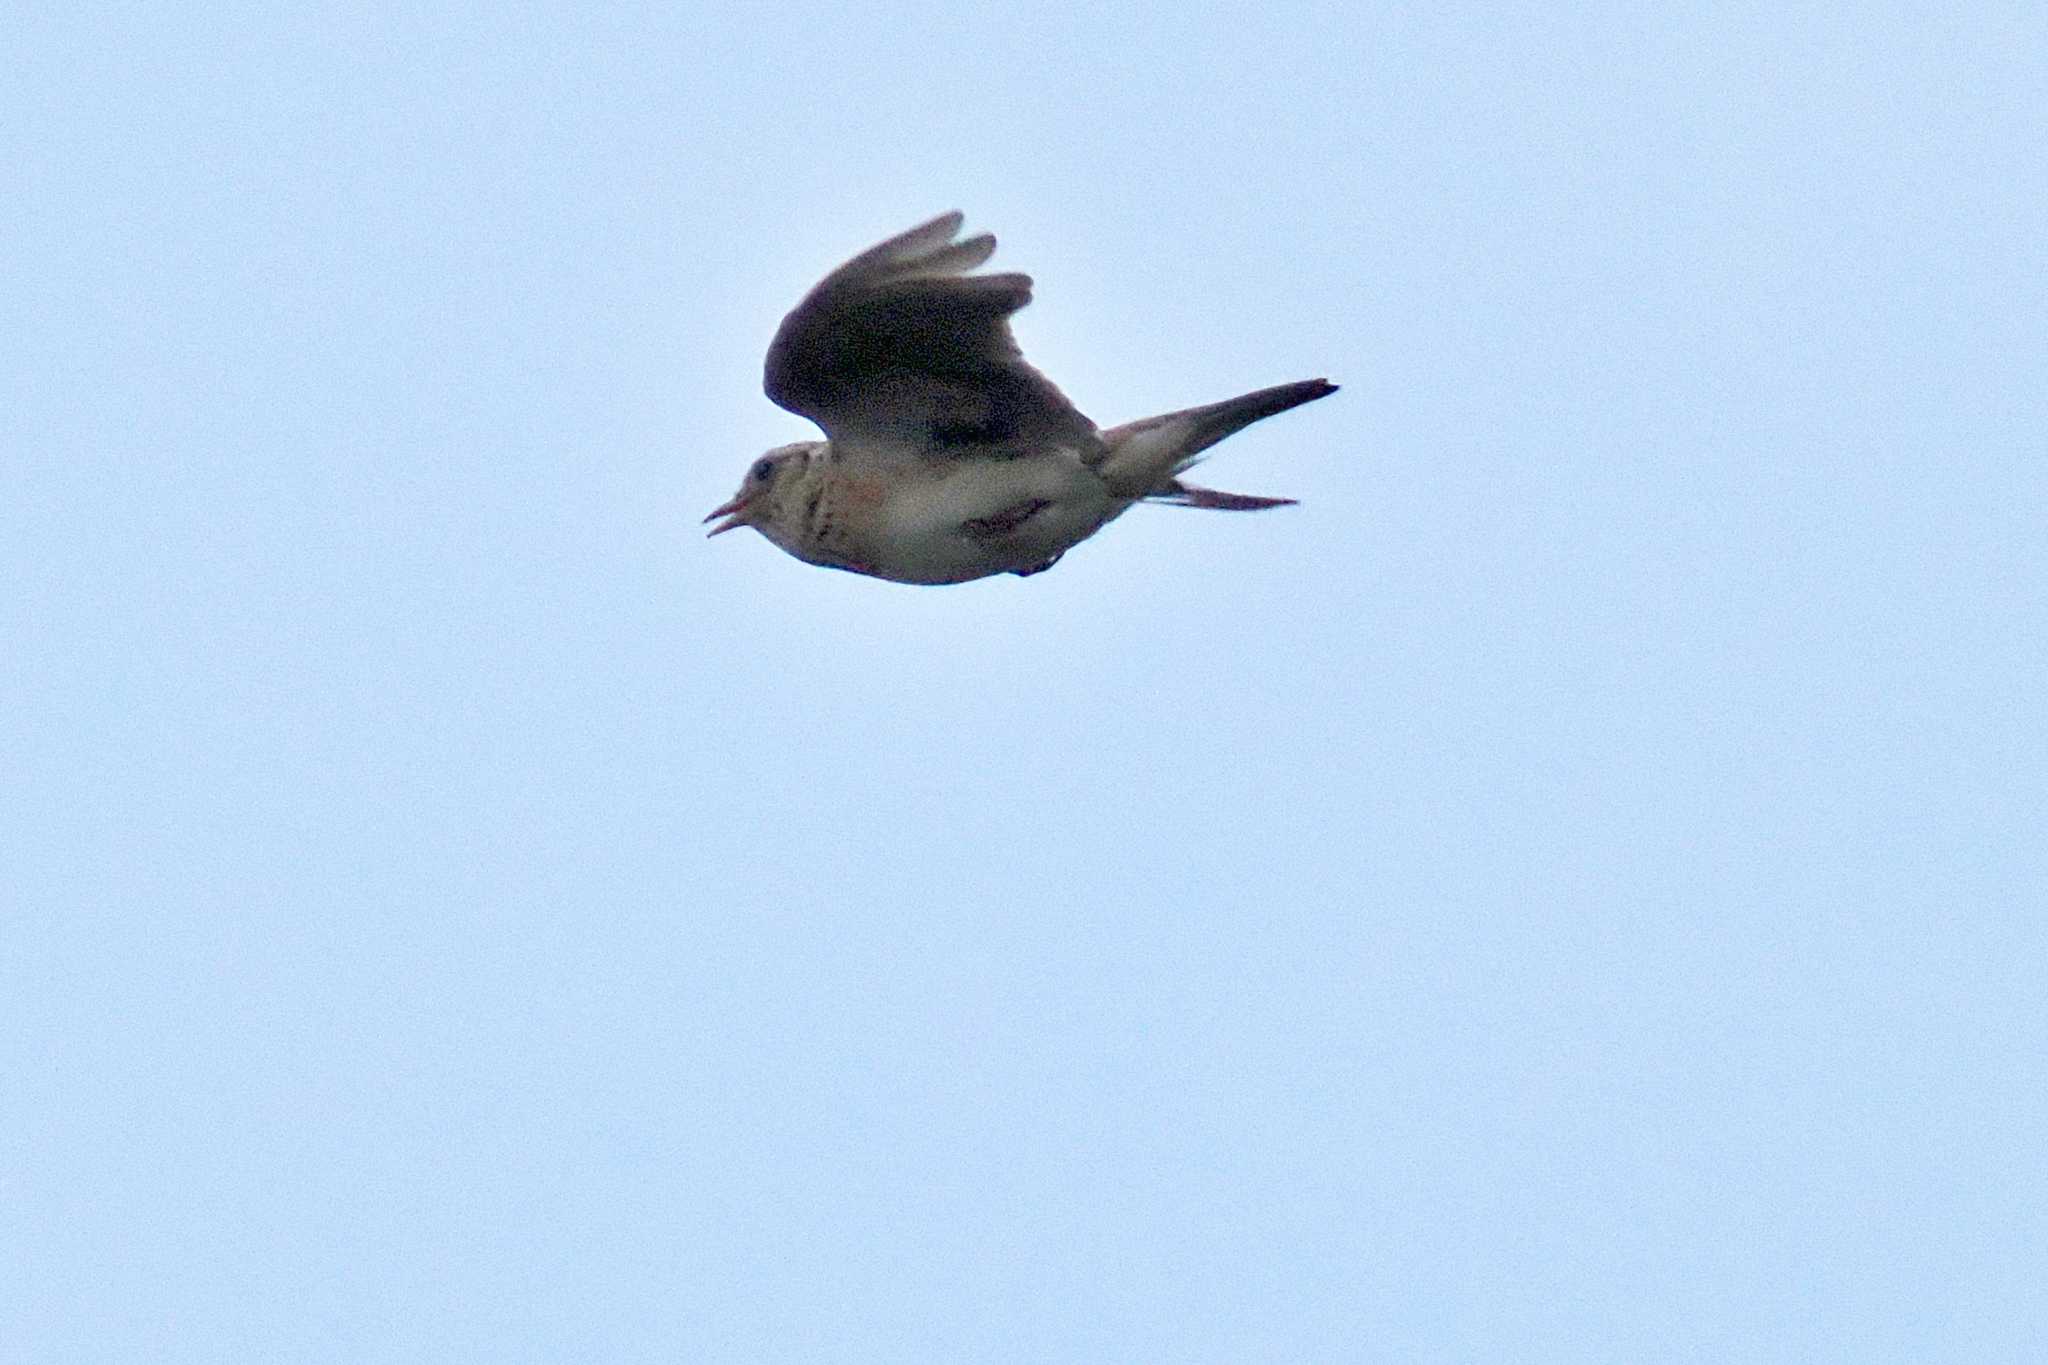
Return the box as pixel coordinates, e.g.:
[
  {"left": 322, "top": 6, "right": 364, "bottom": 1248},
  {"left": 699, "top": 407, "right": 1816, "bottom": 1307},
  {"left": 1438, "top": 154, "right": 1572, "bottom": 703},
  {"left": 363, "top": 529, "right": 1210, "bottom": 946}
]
[{"left": 870, "top": 454, "right": 1113, "bottom": 584}]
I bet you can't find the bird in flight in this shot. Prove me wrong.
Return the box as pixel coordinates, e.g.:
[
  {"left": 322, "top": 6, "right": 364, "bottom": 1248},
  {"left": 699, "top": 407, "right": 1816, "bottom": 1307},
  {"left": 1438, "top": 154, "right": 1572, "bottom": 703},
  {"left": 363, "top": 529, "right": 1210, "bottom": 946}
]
[{"left": 706, "top": 212, "right": 1335, "bottom": 584}]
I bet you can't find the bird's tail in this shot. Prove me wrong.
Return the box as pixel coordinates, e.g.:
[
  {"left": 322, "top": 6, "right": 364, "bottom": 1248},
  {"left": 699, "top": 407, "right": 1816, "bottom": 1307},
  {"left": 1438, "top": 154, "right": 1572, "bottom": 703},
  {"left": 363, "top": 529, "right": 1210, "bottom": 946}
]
[{"left": 1095, "top": 379, "right": 1336, "bottom": 507}]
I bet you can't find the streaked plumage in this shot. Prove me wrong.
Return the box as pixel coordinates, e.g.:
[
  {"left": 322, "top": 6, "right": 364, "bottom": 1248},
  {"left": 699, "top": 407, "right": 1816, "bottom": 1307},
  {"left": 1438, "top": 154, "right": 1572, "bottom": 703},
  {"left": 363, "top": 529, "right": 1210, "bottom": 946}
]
[{"left": 707, "top": 212, "right": 1334, "bottom": 584}]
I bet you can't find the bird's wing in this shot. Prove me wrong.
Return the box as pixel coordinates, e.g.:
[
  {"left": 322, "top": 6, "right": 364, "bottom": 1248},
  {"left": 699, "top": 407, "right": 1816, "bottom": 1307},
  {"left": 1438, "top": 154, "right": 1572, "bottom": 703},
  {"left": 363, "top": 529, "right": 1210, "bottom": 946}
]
[{"left": 763, "top": 213, "right": 1099, "bottom": 464}]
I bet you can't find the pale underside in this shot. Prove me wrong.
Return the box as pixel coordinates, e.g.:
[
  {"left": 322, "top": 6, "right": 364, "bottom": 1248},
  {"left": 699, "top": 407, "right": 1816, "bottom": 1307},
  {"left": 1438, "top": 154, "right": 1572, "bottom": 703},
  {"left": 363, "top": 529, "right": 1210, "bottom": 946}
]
[{"left": 785, "top": 444, "right": 1125, "bottom": 585}]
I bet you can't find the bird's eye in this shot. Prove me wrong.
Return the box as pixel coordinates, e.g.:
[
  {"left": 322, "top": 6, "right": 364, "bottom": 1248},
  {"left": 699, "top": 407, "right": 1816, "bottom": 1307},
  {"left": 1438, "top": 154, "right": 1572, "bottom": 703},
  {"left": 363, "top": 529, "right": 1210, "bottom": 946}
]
[{"left": 752, "top": 459, "right": 775, "bottom": 482}]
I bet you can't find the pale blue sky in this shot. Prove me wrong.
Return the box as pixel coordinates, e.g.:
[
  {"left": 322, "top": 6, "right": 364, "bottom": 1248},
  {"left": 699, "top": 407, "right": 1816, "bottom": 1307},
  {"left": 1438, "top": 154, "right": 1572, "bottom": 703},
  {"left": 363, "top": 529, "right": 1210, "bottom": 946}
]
[{"left": 6, "top": 3, "right": 2044, "bottom": 1360}]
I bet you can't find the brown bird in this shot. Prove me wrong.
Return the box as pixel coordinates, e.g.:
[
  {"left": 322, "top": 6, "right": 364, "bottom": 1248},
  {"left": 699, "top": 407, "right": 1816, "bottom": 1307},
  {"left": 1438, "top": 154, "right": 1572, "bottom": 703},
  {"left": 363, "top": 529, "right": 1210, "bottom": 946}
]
[{"left": 706, "top": 212, "right": 1335, "bottom": 584}]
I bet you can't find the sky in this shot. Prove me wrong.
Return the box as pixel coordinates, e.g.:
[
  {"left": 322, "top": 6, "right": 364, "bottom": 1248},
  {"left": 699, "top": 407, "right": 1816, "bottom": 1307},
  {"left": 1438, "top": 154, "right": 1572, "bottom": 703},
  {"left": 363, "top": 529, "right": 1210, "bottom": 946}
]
[{"left": 5, "top": 3, "right": 2044, "bottom": 1360}]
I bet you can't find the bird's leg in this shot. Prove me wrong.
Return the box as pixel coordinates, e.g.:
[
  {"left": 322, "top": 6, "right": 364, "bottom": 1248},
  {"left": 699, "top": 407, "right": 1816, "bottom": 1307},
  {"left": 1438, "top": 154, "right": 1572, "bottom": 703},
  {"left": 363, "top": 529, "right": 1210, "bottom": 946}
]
[
  {"left": 961, "top": 497, "right": 1051, "bottom": 540},
  {"left": 1013, "top": 552, "right": 1063, "bottom": 577}
]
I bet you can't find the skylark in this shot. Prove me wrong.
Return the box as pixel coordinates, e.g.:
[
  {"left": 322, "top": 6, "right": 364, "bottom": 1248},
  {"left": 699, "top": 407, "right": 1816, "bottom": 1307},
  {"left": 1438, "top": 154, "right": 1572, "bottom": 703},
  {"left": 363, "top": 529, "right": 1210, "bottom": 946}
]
[{"left": 706, "top": 212, "right": 1335, "bottom": 584}]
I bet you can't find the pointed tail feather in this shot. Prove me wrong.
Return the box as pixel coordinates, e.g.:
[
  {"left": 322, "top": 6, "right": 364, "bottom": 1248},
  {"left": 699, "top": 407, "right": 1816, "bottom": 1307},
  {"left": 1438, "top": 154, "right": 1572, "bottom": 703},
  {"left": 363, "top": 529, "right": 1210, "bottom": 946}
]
[
  {"left": 1153, "top": 481, "right": 1299, "bottom": 511},
  {"left": 1097, "top": 378, "right": 1335, "bottom": 503}
]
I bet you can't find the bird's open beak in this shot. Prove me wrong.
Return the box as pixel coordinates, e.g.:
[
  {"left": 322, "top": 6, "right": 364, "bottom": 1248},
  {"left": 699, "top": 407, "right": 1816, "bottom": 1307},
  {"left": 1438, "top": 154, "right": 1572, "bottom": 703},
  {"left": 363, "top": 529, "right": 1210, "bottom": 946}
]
[{"left": 703, "top": 493, "right": 754, "bottom": 537}]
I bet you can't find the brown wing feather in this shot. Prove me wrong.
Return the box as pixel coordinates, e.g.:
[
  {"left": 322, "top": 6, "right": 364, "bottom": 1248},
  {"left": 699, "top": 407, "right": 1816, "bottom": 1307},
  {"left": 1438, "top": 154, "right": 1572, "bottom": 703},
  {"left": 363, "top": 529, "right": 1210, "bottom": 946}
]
[{"left": 763, "top": 214, "right": 1098, "bottom": 459}]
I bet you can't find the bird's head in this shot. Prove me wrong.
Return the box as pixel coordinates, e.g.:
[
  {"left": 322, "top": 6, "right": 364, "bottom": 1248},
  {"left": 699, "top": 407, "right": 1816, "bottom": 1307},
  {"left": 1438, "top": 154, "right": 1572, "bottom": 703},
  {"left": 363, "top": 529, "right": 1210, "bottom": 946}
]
[{"left": 704, "top": 442, "right": 820, "bottom": 543}]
